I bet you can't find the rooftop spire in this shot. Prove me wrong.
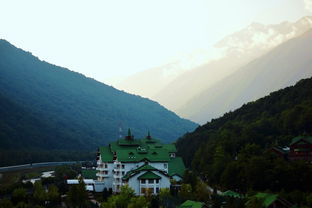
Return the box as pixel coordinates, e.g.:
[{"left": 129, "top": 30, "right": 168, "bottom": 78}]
[
  {"left": 126, "top": 128, "right": 134, "bottom": 141},
  {"left": 146, "top": 131, "right": 151, "bottom": 140}
]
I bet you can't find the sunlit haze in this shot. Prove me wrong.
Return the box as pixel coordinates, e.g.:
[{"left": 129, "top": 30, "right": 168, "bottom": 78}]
[{"left": 0, "top": 0, "right": 310, "bottom": 84}]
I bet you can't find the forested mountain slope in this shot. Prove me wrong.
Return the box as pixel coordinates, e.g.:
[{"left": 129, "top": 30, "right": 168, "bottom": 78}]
[
  {"left": 177, "top": 76, "right": 312, "bottom": 167},
  {"left": 0, "top": 39, "right": 197, "bottom": 164},
  {"left": 176, "top": 76, "right": 312, "bottom": 195}
]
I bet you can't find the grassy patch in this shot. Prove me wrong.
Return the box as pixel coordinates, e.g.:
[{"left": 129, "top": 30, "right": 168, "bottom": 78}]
[{"left": 0, "top": 166, "right": 56, "bottom": 188}]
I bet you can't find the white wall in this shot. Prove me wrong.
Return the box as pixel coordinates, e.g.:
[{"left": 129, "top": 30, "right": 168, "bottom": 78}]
[
  {"left": 127, "top": 170, "right": 170, "bottom": 195},
  {"left": 97, "top": 159, "right": 170, "bottom": 193},
  {"left": 172, "top": 175, "right": 182, "bottom": 182}
]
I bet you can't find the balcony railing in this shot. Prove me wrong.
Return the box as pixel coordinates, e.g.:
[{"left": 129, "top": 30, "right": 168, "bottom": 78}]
[
  {"left": 96, "top": 167, "right": 108, "bottom": 171},
  {"left": 96, "top": 172, "right": 109, "bottom": 177}
]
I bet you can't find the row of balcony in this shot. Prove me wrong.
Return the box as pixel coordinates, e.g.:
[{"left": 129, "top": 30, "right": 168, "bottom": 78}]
[
  {"left": 96, "top": 172, "right": 109, "bottom": 177},
  {"left": 96, "top": 167, "right": 109, "bottom": 171}
]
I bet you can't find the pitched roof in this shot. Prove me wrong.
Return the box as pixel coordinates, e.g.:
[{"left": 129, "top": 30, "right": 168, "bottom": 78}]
[
  {"left": 122, "top": 164, "right": 169, "bottom": 180},
  {"left": 222, "top": 190, "right": 243, "bottom": 198},
  {"left": 138, "top": 171, "right": 161, "bottom": 180},
  {"left": 122, "top": 164, "right": 158, "bottom": 180},
  {"left": 168, "top": 157, "right": 185, "bottom": 177},
  {"left": 271, "top": 147, "right": 288, "bottom": 154},
  {"left": 179, "top": 200, "right": 205, "bottom": 208},
  {"left": 118, "top": 138, "right": 141, "bottom": 146},
  {"left": 290, "top": 136, "right": 312, "bottom": 145},
  {"left": 255, "top": 193, "right": 278, "bottom": 208},
  {"left": 99, "top": 146, "right": 113, "bottom": 162},
  {"left": 81, "top": 169, "right": 97, "bottom": 180},
  {"left": 99, "top": 134, "right": 182, "bottom": 165},
  {"left": 115, "top": 148, "right": 170, "bottom": 162},
  {"left": 162, "top": 144, "right": 177, "bottom": 152}
]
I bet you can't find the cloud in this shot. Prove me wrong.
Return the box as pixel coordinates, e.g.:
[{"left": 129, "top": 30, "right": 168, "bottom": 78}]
[{"left": 304, "top": 0, "right": 312, "bottom": 12}]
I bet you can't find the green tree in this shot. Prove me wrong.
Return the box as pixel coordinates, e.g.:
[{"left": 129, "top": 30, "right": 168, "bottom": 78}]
[
  {"left": 246, "top": 195, "right": 263, "bottom": 208},
  {"left": 12, "top": 187, "right": 27, "bottom": 204},
  {"left": 15, "top": 202, "right": 31, "bottom": 208},
  {"left": 178, "top": 184, "right": 193, "bottom": 202},
  {"left": 306, "top": 193, "right": 312, "bottom": 207},
  {"left": 101, "top": 185, "right": 135, "bottom": 208},
  {"left": 67, "top": 177, "right": 88, "bottom": 208},
  {"left": 115, "top": 185, "right": 135, "bottom": 208},
  {"left": 33, "top": 181, "right": 47, "bottom": 206},
  {"left": 0, "top": 198, "right": 14, "bottom": 208},
  {"left": 159, "top": 188, "right": 172, "bottom": 207},
  {"left": 194, "top": 180, "right": 210, "bottom": 202},
  {"left": 47, "top": 184, "right": 60, "bottom": 206},
  {"left": 127, "top": 196, "right": 149, "bottom": 208}
]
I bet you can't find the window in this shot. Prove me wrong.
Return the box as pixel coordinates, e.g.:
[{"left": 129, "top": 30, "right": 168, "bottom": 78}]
[
  {"left": 155, "top": 179, "right": 159, "bottom": 184},
  {"left": 156, "top": 187, "right": 160, "bottom": 193},
  {"left": 148, "top": 179, "right": 154, "bottom": 184},
  {"left": 122, "top": 164, "right": 125, "bottom": 169},
  {"left": 164, "top": 163, "right": 167, "bottom": 169},
  {"left": 104, "top": 164, "right": 108, "bottom": 168},
  {"left": 141, "top": 179, "right": 146, "bottom": 184},
  {"left": 122, "top": 171, "right": 125, "bottom": 175},
  {"left": 141, "top": 187, "right": 146, "bottom": 194}
]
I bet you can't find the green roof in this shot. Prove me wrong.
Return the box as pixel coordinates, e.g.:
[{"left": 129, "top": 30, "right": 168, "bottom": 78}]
[
  {"left": 222, "top": 190, "right": 243, "bottom": 198},
  {"left": 81, "top": 169, "right": 97, "bottom": 180},
  {"left": 99, "top": 135, "right": 181, "bottom": 165},
  {"left": 179, "top": 200, "right": 205, "bottom": 208},
  {"left": 115, "top": 148, "right": 170, "bottom": 162},
  {"left": 162, "top": 144, "right": 177, "bottom": 152},
  {"left": 168, "top": 157, "right": 185, "bottom": 177},
  {"left": 255, "top": 193, "right": 278, "bottom": 208},
  {"left": 123, "top": 164, "right": 165, "bottom": 180},
  {"left": 99, "top": 146, "right": 114, "bottom": 162},
  {"left": 141, "top": 137, "right": 160, "bottom": 144},
  {"left": 138, "top": 171, "right": 161, "bottom": 180},
  {"left": 290, "top": 136, "right": 312, "bottom": 145},
  {"left": 271, "top": 147, "right": 288, "bottom": 154},
  {"left": 118, "top": 138, "right": 141, "bottom": 146}
]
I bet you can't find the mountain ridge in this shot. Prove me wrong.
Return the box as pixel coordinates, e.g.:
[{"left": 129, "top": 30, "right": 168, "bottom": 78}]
[
  {"left": 0, "top": 39, "right": 197, "bottom": 152},
  {"left": 179, "top": 29, "right": 312, "bottom": 123}
]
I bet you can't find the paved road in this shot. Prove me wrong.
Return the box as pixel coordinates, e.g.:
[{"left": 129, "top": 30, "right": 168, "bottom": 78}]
[{"left": 0, "top": 161, "right": 86, "bottom": 173}]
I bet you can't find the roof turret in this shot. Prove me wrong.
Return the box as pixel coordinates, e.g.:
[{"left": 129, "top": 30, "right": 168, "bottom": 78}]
[
  {"left": 125, "top": 128, "right": 134, "bottom": 141},
  {"left": 146, "top": 131, "right": 151, "bottom": 140}
]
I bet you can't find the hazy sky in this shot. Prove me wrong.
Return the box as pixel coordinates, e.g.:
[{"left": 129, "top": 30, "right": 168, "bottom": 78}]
[{"left": 0, "top": 0, "right": 311, "bottom": 84}]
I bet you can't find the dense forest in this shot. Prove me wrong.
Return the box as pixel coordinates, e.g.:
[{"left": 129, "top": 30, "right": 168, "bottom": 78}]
[
  {"left": 177, "top": 77, "right": 312, "bottom": 205},
  {"left": 0, "top": 39, "right": 197, "bottom": 165}
]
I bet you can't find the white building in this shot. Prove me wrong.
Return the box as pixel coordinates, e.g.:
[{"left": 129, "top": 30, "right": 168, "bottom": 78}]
[{"left": 96, "top": 130, "right": 185, "bottom": 195}]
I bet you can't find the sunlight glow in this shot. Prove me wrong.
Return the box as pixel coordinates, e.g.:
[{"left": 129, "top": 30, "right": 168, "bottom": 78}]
[{"left": 0, "top": 0, "right": 309, "bottom": 83}]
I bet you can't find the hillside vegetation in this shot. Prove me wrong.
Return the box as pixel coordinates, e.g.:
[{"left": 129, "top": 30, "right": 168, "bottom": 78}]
[
  {"left": 0, "top": 39, "right": 197, "bottom": 165},
  {"left": 177, "top": 77, "right": 312, "bottom": 196}
]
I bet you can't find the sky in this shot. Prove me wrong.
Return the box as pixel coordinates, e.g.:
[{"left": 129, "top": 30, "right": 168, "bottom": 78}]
[{"left": 0, "top": 0, "right": 311, "bottom": 84}]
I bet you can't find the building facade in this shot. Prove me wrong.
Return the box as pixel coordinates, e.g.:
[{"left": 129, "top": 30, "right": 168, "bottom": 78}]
[
  {"left": 288, "top": 136, "right": 312, "bottom": 162},
  {"left": 96, "top": 130, "right": 185, "bottom": 195}
]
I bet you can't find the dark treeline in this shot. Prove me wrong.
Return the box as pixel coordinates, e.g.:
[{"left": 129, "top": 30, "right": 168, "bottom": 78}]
[{"left": 177, "top": 77, "right": 312, "bottom": 205}]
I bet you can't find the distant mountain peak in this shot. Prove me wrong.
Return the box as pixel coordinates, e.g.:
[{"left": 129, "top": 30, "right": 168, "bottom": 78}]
[{"left": 215, "top": 16, "right": 312, "bottom": 58}]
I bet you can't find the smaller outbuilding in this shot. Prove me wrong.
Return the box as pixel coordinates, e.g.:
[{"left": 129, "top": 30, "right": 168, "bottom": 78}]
[{"left": 178, "top": 200, "right": 207, "bottom": 208}]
